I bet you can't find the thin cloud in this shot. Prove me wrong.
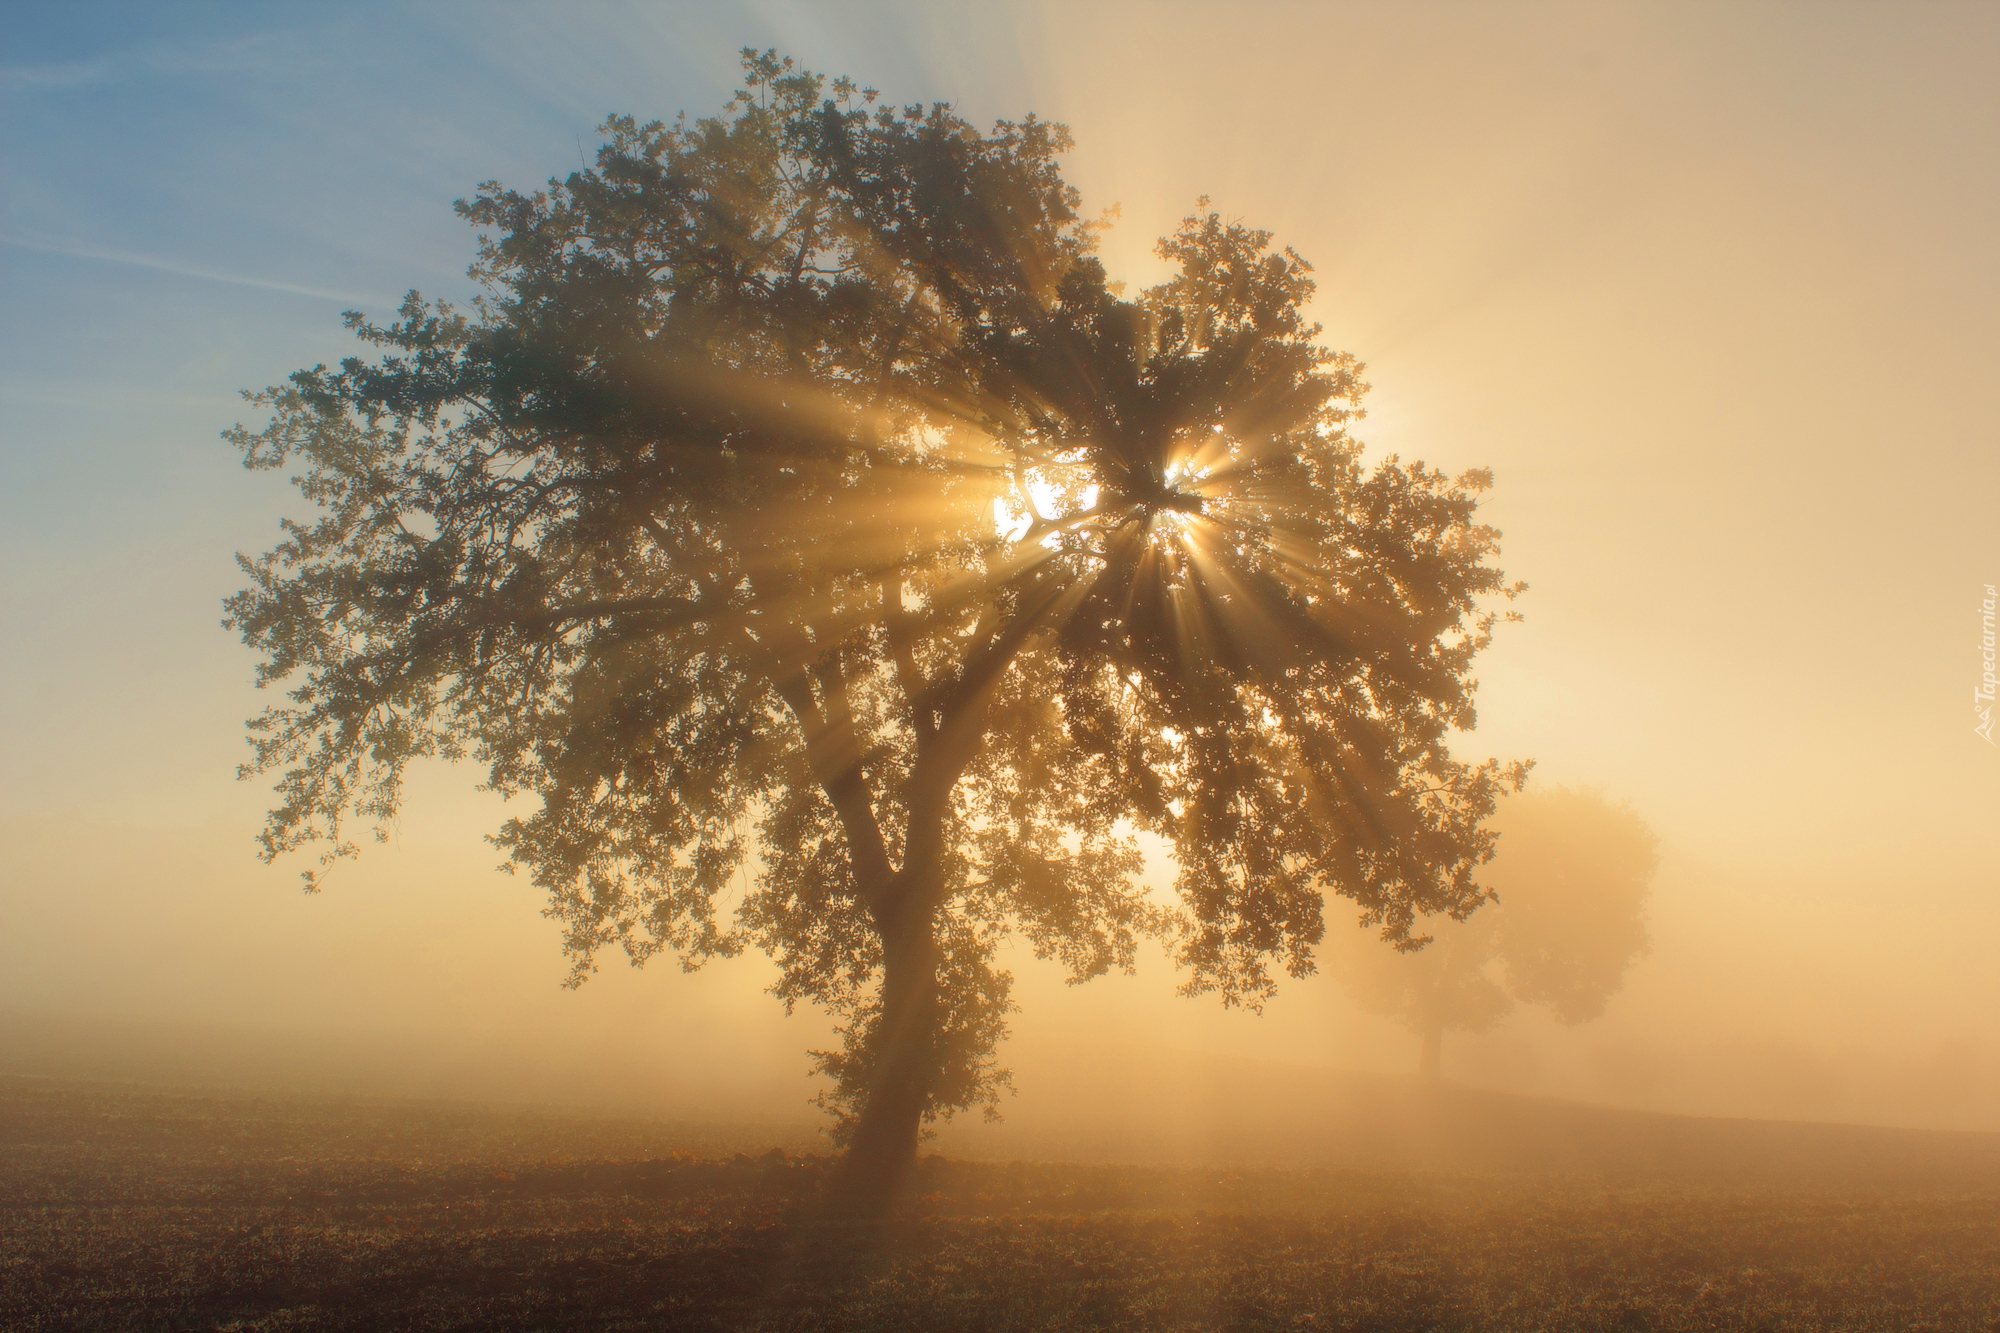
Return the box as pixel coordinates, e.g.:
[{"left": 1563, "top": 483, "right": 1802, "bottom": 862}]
[
  {"left": 1, "top": 32, "right": 295, "bottom": 93},
  {"left": 0, "top": 382, "right": 245, "bottom": 412},
  {"left": 2, "top": 234, "right": 396, "bottom": 308},
  {"left": 2, "top": 53, "right": 120, "bottom": 92}
]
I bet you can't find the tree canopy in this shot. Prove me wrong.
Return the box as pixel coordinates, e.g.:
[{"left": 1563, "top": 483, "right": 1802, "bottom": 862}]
[
  {"left": 225, "top": 51, "right": 1524, "bottom": 1194},
  {"left": 1329, "top": 787, "right": 1656, "bottom": 1078}
]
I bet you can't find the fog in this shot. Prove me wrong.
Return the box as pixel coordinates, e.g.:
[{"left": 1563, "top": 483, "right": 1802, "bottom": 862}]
[{"left": 4, "top": 1, "right": 1997, "bottom": 1152}]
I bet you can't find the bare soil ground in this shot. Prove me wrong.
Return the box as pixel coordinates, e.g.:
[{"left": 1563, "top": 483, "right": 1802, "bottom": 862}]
[{"left": 4, "top": 1075, "right": 1998, "bottom": 1331}]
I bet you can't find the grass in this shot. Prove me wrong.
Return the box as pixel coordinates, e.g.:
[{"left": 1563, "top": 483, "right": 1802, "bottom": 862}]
[{"left": 3, "top": 1075, "right": 1998, "bottom": 1331}]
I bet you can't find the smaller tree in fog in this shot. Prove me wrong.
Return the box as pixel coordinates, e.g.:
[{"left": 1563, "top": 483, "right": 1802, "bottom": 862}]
[{"left": 1329, "top": 787, "right": 1657, "bottom": 1078}]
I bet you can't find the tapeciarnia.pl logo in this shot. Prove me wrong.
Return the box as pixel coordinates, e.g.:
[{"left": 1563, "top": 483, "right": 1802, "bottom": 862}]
[{"left": 1978, "top": 583, "right": 1997, "bottom": 744}]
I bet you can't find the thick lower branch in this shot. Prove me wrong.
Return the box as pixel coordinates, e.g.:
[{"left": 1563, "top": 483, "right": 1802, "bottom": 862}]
[{"left": 772, "top": 670, "right": 896, "bottom": 900}]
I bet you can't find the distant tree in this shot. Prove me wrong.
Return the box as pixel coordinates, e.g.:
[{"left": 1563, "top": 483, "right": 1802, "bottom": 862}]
[
  {"left": 224, "top": 51, "right": 1524, "bottom": 1201},
  {"left": 1330, "top": 787, "right": 1657, "bottom": 1078}
]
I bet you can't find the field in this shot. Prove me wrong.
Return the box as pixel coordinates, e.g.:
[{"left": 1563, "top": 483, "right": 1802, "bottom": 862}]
[{"left": 4, "top": 1075, "right": 1999, "bottom": 1331}]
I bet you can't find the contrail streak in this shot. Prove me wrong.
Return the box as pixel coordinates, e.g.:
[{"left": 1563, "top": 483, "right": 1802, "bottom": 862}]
[{"left": 2, "top": 233, "right": 396, "bottom": 307}]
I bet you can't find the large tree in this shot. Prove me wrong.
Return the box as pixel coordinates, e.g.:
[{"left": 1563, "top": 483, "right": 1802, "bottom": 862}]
[
  {"left": 1329, "top": 787, "right": 1657, "bottom": 1078},
  {"left": 225, "top": 52, "right": 1524, "bottom": 1198}
]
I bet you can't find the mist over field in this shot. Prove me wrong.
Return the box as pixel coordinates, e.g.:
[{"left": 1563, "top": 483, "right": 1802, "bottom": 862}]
[
  {"left": 5, "top": 0, "right": 1998, "bottom": 1154},
  {"left": 5, "top": 791, "right": 1997, "bottom": 1144}
]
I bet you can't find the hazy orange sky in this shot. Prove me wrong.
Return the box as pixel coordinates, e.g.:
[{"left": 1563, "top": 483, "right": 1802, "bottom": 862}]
[{"left": 4, "top": 1, "right": 1996, "bottom": 1135}]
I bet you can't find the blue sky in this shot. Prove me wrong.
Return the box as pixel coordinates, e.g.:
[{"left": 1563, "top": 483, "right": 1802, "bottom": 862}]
[
  {"left": 4, "top": 2, "right": 1999, "bottom": 1129},
  {"left": 2, "top": 0, "right": 1020, "bottom": 817}
]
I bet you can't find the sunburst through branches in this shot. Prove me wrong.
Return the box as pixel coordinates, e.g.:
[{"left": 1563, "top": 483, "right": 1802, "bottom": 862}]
[{"left": 224, "top": 49, "right": 1526, "bottom": 1196}]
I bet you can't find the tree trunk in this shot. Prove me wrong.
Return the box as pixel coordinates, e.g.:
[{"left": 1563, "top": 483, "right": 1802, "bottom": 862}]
[
  {"left": 1419, "top": 1021, "right": 1443, "bottom": 1080},
  {"left": 819, "top": 676, "right": 988, "bottom": 1213},
  {"left": 832, "top": 892, "right": 940, "bottom": 1209}
]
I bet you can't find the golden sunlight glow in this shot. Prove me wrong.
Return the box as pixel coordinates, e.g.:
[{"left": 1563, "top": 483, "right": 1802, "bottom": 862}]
[{"left": 12, "top": 2, "right": 2000, "bottom": 1213}]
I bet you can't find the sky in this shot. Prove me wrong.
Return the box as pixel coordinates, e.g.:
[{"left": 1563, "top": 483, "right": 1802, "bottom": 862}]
[{"left": 3, "top": 1, "right": 1998, "bottom": 1138}]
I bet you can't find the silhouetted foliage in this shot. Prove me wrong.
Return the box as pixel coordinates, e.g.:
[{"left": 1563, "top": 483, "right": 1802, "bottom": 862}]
[
  {"left": 1330, "top": 787, "right": 1657, "bottom": 1077},
  {"left": 225, "top": 51, "right": 1523, "bottom": 1195}
]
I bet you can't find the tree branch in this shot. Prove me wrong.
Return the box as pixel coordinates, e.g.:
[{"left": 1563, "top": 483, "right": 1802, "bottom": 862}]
[
  {"left": 881, "top": 576, "right": 931, "bottom": 736},
  {"left": 772, "top": 665, "right": 898, "bottom": 908}
]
